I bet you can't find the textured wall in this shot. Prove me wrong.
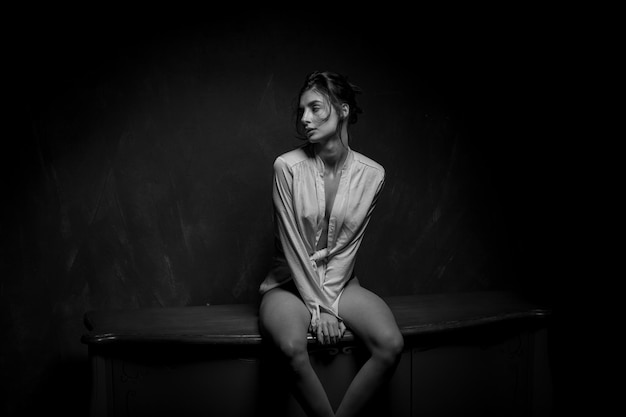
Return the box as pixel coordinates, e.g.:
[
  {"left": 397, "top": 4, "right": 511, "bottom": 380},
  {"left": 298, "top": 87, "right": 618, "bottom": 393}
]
[{"left": 2, "top": 12, "right": 557, "bottom": 416}]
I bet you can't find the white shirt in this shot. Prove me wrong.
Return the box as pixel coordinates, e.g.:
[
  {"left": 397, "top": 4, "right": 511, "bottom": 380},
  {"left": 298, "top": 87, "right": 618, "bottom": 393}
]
[{"left": 259, "top": 143, "right": 385, "bottom": 331}]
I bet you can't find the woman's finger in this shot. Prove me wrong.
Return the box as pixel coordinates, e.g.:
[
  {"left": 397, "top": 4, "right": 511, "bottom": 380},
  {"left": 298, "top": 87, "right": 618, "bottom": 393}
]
[
  {"left": 319, "top": 322, "right": 327, "bottom": 345},
  {"left": 322, "top": 323, "right": 330, "bottom": 345},
  {"left": 328, "top": 323, "right": 337, "bottom": 344}
]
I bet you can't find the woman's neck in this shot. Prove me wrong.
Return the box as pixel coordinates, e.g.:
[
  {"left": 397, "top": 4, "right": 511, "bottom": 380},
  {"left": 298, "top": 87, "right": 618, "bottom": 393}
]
[{"left": 315, "top": 136, "right": 348, "bottom": 174}]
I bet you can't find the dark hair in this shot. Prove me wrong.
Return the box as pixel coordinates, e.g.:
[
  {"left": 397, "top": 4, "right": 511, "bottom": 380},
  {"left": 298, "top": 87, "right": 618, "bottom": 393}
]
[{"left": 294, "top": 70, "right": 363, "bottom": 140}]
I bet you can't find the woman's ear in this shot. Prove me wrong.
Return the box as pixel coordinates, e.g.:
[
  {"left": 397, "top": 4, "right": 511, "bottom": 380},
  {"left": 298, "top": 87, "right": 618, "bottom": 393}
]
[{"left": 340, "top": 103, "right": 350, "bottom": 120}]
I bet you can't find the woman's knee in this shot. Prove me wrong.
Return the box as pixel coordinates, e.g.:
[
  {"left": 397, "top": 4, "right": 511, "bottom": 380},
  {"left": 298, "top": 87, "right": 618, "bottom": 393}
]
[
  {"left": 373, "top": 330, "right": 404, "bottom": 365},
  {"left": 276, "top": 337, "right": 310, "bottom": 369}
]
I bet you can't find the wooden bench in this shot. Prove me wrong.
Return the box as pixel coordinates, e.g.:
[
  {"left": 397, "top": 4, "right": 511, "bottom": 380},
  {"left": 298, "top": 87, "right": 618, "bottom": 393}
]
[{"left": 82, "top": 291, "right": 552, "bottom": 417}]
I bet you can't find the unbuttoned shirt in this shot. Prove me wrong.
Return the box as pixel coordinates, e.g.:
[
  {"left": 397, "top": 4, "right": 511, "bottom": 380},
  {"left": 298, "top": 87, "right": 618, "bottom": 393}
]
[{"left": 259, "top": 144, "right": 385, "bottom": 332}]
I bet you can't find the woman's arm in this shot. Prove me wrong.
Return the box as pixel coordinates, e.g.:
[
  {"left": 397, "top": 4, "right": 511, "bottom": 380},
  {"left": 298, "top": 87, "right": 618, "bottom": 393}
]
[{"left": 272, "top": 157, "right": 336, "bottom": 332}]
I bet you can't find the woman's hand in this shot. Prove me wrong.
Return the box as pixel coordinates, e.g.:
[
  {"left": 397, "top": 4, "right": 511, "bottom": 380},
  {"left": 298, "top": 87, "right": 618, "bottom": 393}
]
[{"left": 316, "top": 312, "right": 346, "bottom": 345}]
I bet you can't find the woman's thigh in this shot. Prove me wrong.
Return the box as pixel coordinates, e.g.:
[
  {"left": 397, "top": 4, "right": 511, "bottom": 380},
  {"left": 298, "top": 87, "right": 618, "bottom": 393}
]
[
  {"left": 259, "top": 283, "right": 311, "bottom": 348},
  {"left": 338, "top": 279, "right": 403, "bottom": 351}
]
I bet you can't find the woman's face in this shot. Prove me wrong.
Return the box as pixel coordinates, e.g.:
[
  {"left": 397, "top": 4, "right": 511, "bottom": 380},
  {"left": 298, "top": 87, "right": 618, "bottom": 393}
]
[{"left": 299, "top": 89, "right": 341, "bottom": 144}]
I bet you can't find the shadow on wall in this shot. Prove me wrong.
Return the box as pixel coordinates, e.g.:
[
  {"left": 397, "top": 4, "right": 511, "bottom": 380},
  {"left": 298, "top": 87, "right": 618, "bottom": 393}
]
[{"left": 34, "top": 359, "right": 92, "bottom": 415}]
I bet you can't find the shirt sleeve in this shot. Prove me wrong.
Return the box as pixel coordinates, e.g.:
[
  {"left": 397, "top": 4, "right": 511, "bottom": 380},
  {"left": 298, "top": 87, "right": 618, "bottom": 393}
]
[{"left": 271, "top": 157, "right": 337, "bottom": 332}]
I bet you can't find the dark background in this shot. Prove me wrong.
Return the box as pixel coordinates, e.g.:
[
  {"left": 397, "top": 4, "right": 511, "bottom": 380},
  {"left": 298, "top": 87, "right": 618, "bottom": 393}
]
[{"left": 2, "top": 10, "right": 563, "bottom": 416}]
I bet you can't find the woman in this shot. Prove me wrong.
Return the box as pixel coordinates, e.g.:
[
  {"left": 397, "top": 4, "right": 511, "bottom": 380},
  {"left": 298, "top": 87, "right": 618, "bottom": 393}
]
[{"left": 259, "top": 70, "right": 404, "bottom": 417}]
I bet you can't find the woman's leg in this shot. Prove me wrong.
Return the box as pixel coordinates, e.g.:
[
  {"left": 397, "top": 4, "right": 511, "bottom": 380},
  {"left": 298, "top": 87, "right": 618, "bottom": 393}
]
[
  {"left": 259, "top": 284, "right": 335, "bottom": 417},
  {"left": 335, "top": 280, "right": 405, "bottom": 417}
]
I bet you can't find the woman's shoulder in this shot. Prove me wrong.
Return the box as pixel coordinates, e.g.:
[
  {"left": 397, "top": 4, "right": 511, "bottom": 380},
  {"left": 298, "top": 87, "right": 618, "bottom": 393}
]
[
  {"left": 274, "top": 144, "right": 311, "bottom": 169},
  {"left": 351, "top": 149, "right": 385, "bottom": 177}
]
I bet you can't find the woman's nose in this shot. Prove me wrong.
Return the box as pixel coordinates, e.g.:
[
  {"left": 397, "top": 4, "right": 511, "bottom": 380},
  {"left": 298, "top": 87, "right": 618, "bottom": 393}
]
[{"left": 301, "top": 109, "right": 311, "bottom": 126}]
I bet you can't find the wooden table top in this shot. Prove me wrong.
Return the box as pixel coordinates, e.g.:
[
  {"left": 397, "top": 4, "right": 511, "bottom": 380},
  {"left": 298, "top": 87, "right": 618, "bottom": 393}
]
[{"left": 81, "top": 291, "right": 550, "bottom": 346}]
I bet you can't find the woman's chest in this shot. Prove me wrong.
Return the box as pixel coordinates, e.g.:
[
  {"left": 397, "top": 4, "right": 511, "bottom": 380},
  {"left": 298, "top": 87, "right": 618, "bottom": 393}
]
[{"left": 323, "top": 172, "right": 341, "bottom": 220}]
